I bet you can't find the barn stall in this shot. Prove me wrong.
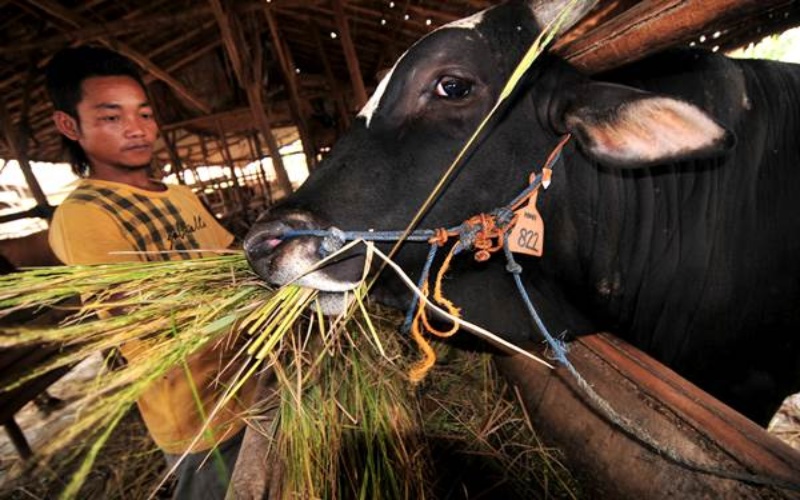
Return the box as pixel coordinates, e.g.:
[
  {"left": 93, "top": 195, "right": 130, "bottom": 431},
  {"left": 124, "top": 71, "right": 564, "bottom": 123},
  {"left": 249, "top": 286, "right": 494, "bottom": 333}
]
[{"left": 1, "top": 0, "right": 800, "bottom": 498}]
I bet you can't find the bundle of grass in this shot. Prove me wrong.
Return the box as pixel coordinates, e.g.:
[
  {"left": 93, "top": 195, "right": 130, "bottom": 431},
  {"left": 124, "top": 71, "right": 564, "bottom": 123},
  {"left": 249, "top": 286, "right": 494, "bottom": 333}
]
[{"left": 0, "top": 254, "right": 577, "bottom": 499}]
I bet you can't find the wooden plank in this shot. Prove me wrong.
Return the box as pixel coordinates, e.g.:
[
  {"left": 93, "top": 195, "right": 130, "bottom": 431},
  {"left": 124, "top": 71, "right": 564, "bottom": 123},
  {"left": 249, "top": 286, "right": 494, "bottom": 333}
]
[
  {"left": 556, "top": 0, "right": 795, "bottom": 74},
  {"left": 583, "top": 334, "right": 800, "bottom": 475},
  {"left": 494, "top": 333, "right": 800, "bottom": 498}
]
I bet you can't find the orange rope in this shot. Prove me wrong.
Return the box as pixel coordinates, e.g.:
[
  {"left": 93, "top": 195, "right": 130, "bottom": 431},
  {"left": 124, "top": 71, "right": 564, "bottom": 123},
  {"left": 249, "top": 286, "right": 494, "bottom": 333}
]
[{"left": 409, "top": 134, "right": 572, "bottom": 382}]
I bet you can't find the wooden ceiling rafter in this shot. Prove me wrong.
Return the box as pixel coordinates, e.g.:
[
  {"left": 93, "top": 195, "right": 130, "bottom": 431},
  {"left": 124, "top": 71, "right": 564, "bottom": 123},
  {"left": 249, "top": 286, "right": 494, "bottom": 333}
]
[
  {"left": 22, "top": 0, "right": 212, "bottom": 114},
  {"left": 3, "top": 0, "right": 800, "bottom": 176}
]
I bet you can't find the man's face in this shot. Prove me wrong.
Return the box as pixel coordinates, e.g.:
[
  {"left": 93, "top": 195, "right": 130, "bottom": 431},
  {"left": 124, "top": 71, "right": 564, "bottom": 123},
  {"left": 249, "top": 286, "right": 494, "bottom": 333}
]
[{"left": 72, "top": 76, "right": 158, "bottom": 171}]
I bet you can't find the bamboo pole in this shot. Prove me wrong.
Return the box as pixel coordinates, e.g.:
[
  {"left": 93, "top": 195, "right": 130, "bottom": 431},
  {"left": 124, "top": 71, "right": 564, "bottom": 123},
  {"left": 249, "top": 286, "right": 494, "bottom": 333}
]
[
  {"left": 332, "top": 0, "right": 368, "bottom": 110},
  {"left": 162, "top": 131, "right": 185, "bottom": 185},
  {"left": 246, "top": 133, "right": 270, "bottom": 208},
  {"left": 245, "top": 85, "right": 293, "bottom": 197},
  {"left": 251, "top": 132, "right": 273, "bottom": 207}
]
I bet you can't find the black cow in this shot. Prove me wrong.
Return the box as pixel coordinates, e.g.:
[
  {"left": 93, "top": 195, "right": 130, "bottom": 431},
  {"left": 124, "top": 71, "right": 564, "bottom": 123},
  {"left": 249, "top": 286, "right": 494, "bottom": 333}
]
[{"left": 244, "top": 0, "right": 800, "bottom": 426}]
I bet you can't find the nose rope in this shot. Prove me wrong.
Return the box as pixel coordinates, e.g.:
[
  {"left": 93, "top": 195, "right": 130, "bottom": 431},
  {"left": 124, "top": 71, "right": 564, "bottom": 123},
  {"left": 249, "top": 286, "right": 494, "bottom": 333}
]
[{"left": 281, "top": 134, "right": 571, "bottom": 381}]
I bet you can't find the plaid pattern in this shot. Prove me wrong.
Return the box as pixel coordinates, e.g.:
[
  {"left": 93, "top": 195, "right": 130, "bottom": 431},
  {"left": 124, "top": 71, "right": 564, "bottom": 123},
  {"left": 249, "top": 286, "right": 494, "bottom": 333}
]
[{"left": 69, "top": 185, "right": 205, "bottom": 261}]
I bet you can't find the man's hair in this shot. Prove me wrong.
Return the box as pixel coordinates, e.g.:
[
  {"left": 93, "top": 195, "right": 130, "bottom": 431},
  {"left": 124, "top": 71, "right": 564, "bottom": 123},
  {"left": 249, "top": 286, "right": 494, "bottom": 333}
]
[{"left": 45, "top": 46, "right": 148, "bottom": 177}]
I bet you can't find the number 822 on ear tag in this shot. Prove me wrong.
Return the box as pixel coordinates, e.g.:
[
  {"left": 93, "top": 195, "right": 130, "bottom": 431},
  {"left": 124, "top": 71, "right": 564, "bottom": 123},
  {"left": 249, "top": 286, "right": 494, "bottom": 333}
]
[{"left": 508, "top": 189, "right": 544, "bottom": 257}]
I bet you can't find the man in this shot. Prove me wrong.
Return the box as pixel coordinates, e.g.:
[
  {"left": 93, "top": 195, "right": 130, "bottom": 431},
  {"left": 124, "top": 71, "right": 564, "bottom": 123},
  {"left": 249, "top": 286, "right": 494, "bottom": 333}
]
[{"left": 45, "top": 46, "right": 255, "bottom": 499}]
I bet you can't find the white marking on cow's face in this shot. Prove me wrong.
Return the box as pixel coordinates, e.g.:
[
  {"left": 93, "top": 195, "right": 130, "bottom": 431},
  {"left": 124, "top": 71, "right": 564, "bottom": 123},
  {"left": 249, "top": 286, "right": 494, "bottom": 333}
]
[
  {"left": 443, "top": 10, "right": 485, "bottom": 30},
  {"left": 358, "top": 65, "right": 397, "bottom": 128},
  {"left": 357, "top": 6, "right": 495, "bottom": 128}
]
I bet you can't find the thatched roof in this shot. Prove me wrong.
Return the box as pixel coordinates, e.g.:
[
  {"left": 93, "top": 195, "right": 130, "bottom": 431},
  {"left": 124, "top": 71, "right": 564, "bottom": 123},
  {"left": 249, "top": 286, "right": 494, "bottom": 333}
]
[{"left": 1, "top": 0, "right": 799, "bottom": 177}]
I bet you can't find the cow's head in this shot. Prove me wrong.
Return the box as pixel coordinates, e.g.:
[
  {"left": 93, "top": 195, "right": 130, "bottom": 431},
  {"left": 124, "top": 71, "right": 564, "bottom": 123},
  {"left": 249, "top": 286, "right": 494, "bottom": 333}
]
[{"left": 244, "top": 0, "right": 732, "bottom": 318}]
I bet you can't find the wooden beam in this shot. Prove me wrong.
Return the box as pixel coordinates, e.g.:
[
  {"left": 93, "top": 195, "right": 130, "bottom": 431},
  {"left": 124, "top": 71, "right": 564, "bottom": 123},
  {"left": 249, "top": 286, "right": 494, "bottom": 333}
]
[
  {"left": 496, "top": 333, "right": 800, "bottom": 497},
  {"left": 210, "top": 0, "right": 294, "bottom": 195},
  {"left": 0, "top": 95, "right": 51, "bottom": 214},
  {"left": 555, "top": 0, "right": 795, "bottom": 74},
  {"left": 0, "top": 3, "right": 264, "bottom": 56},
  {"left": 311, "top": 20, "right": 351, "bottom": 132},
  {"left": 332, "top": 0, "right": 368, "bottom": 110},
  {"left": 264, "top": 9, "right": 317, "bottom": 169},
  {"left": 214, "top": 120, "right": 249, "bottom": 222},
  {"left": 24, "top": 0, "right": 211, "bottom": 114}
]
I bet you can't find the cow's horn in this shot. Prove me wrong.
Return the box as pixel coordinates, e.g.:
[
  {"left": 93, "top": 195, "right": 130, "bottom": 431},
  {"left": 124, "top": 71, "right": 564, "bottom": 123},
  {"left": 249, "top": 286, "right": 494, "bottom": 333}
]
[{"left": 529, "top": 0, "right": 599, "bottom": 35}]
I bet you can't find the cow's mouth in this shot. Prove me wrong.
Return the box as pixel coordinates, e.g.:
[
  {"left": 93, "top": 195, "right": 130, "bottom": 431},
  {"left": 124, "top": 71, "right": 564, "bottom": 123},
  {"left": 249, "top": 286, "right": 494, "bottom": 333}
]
[{"left": 244, "top": 209, "right": 365, "bottom": 298}]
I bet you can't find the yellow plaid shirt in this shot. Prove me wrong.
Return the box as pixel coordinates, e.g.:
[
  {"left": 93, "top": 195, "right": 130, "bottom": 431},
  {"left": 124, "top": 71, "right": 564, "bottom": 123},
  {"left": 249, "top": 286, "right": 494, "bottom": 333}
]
[{"left": 50, "top": 178, "right": 255, "bottom": 454}]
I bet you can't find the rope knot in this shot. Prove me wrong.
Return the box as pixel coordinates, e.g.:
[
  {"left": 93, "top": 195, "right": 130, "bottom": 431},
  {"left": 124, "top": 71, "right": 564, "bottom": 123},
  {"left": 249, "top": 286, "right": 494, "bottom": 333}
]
[
  {"left": 506, "top": 261, "right": 522, "bottom": 274},
  {"left": 492, "top": 207, "right": 515, "bottom": 228},
  {"left": 319, "top": 226, "right": 346, "bottom": 257},
  {"left": 428, "top": 228, "right": 451, "bottom": 247}
]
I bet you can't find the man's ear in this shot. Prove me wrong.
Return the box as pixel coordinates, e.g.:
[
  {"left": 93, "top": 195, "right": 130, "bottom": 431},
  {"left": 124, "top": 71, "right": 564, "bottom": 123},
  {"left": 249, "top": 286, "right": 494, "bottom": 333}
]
[
  {"left": 53, "top": 111, "right": 80, "bottom": 141},
  {"left": 559, "top": 82, "right": 734, "bottom": 168}
]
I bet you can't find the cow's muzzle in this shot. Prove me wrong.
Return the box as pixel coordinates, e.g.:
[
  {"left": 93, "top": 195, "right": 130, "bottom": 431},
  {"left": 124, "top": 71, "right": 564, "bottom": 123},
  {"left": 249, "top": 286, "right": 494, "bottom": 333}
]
[{"left": 243, "top": 209, "right": 365, "bottom": 292}]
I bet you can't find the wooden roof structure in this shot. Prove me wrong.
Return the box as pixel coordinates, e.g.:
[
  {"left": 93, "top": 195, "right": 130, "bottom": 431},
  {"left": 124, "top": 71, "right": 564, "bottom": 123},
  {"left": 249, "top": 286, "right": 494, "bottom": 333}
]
[{"left": 1, "top": 0, "right": 799, "bottom": 213}]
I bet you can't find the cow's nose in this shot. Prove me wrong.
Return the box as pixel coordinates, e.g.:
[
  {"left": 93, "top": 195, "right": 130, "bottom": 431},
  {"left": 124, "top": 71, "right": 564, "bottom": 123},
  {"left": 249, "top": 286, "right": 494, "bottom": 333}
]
[
  {"left": 243, "top": 209, "right": 325, "bottom": 281},
  {"left": 243, "top": 217, "right": 293, "bottom": 263}
]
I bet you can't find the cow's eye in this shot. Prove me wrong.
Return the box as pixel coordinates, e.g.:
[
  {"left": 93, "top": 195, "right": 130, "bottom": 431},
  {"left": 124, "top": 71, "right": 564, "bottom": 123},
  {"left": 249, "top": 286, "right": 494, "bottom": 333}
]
[{"left": 434, "top": 76, "right": 472, "bottom": 99}]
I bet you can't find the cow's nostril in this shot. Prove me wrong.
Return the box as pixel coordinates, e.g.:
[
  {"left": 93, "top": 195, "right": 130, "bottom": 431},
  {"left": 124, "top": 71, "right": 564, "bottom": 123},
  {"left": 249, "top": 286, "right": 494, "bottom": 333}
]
[{"left": 243, "top": 219, "right": 292, "bottom": 261}]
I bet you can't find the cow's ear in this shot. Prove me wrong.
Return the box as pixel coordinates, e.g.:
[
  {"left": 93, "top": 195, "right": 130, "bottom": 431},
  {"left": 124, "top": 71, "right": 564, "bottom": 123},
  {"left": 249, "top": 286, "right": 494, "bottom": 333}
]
[{"left": 561, "top": 82, "right": 734, "bottom": 168}]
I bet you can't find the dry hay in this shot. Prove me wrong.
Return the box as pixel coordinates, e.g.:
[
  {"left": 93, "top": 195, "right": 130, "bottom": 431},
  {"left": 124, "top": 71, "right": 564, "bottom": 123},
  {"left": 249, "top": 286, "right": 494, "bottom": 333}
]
[{"left": 0, "top": 256, "right": 578, "bottom": 499}]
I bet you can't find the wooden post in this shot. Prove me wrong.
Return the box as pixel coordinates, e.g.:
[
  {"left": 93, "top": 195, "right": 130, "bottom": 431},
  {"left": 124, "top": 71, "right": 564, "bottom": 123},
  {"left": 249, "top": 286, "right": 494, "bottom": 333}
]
[
  {"left": 215, "top": 120, "right": 249, "bottom": 223},
  {"left": 245, "top": 84, "right": 294, "bottom": 197},
  {"left": 263, "top": 8, "right": 317, "bottom": 169},
  {"left": 311, "top": 20, "right": 351, "bottom": 133},
  {"left": 332, "top": 0, "right": 368, "bottom": 110},
  {"left": 162, "top": 131, "right": 186, "bottom": 185},
  {"left": 251, "top": 132, "right": 273, "bottom": 207},
  {"left": 210, "top": 0, "right": 294, "bottom": 195},
  {"left": 0, "top": 96, "right": 51, "bottom": 219},
  {"left": 246, "top": 133, "right": 271, "bottom": 208}
]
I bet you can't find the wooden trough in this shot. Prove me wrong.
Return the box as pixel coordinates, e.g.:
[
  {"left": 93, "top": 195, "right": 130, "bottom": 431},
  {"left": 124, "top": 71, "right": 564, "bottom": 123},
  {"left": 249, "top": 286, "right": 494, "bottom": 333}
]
[{"left": 496, "top": 334, "right": 800, "bottom": 498}]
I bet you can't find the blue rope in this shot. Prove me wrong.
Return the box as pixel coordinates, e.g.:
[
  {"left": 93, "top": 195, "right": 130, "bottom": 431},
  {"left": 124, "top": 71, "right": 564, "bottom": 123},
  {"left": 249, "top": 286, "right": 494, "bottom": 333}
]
[{"left": 401, "top": 244, "right": 440, "bottom": 333}]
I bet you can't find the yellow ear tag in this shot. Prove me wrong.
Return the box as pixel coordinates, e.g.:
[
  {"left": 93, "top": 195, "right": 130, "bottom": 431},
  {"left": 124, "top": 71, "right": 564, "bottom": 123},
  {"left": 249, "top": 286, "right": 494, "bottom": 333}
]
[{"left": 509, "top": 188, "right": 544, "bottom": 257}]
